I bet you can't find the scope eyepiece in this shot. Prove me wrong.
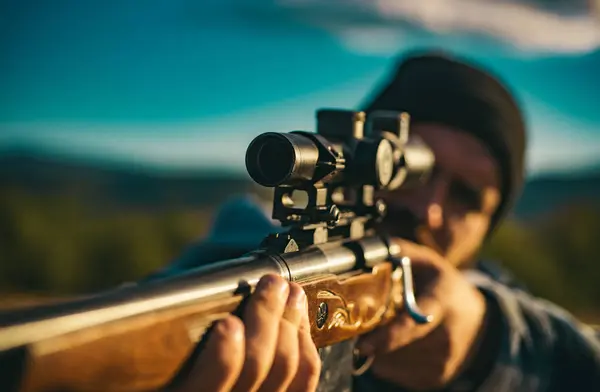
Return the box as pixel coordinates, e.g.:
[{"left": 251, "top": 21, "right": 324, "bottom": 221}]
[{"left": 245, "top": 132, "right": 320, "bottom": 187}]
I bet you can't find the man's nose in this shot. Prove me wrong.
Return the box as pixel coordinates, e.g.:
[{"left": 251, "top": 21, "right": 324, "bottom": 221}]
[
  {"left": 426, "top": 203, "right": 444, "bottom": 230},
  {"left": 417, "top": 178, "right": 448, "bottom": 230}
]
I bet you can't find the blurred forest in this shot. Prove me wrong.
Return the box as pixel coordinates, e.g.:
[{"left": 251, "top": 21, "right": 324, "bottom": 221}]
[{"left": 0, "top": 153, "right": 599, "bottom": 322}]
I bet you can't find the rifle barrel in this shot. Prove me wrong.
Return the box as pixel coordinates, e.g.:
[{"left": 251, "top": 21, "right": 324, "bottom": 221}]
[{"left": 0, "top": 235, "right": 392, "bottom": 352}]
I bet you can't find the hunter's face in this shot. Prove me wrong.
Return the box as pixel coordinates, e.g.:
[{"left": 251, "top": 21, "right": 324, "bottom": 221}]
[{"left": 378, "top": 123, "right": 501, "bottom": 267}]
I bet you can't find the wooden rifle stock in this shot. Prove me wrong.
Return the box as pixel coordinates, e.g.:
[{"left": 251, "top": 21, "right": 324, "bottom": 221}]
[{"left": 0, "top": 237, "right": 404, "bottom": 392}]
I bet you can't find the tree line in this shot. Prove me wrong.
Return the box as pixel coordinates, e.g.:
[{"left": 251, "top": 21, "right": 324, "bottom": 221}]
[{"left": 1, "top": 187, "right": 598, "bottom": 321}]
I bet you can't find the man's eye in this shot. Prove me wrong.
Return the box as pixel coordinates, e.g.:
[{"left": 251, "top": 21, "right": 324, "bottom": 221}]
[{"left": 449, "top": 180, "right": 482, "bottom": 210}]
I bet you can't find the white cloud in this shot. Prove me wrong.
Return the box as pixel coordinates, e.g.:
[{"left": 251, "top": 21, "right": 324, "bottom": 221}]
[
  {"left": 271, "top": 0, "right": 600, "bottom": 55},
  {"left": 0, "top": 123, "right": 251, "bottom": 172},
  {"left": 521, "top": 92, "right": 600, "bottom": 175},
  {"left": 526, "top": 130, "right": 600, "bottom": 175},
  {"left": 331, "top": 27, "right": 408, "bottom": 56}
]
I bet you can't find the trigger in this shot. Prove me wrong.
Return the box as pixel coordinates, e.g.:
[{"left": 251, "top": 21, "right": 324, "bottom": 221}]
[{"left": 389, "top": 256, "right": 434, "bottom": 325}]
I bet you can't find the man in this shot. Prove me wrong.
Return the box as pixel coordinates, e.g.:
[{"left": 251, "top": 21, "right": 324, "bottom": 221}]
[{"left": 169, "top": 51, "right": 600, "bottom": 391}]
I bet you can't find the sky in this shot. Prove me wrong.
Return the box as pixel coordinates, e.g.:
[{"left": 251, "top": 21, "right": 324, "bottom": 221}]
[{"left": 1, "top": 0, "right": 599, "bottom": 177}]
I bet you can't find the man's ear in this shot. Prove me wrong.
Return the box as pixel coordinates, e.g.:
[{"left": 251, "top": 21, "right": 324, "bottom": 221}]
[{"left": 481, "top": 187, "right": 501, "bottom": 216}]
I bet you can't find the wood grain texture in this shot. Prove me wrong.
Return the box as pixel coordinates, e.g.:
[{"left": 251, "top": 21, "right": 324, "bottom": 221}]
[
  {"left": 303, "top": 262, "right": 402, "bottom": 348},
  {"left": 19, "top": 297, "right": 243, "bottom": 392},
  {"left": 13, "top": 265, "right": 403, "bottom": 392}
]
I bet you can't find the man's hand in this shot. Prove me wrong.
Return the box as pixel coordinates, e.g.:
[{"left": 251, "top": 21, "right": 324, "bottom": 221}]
[
  {"left": 357, "top": 238, "right": 489, "bottom": 390},
  {"left": 176, "top": 274, "right": 321, "bottom": 392}
]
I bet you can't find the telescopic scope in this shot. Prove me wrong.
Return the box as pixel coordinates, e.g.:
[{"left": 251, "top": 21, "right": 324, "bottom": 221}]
[{"left": 245, "top": 109, "right": 434, "bottom": 191}]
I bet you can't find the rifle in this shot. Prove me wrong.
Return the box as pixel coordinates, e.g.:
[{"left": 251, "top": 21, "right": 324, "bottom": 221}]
[{"left": 0, "top": 109, "right": 435, "bottom": 392}]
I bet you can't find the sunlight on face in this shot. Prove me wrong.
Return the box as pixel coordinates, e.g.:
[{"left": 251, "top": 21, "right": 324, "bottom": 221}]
[{"left": 379, "top": 123, "right": 502, "bottom": 267}]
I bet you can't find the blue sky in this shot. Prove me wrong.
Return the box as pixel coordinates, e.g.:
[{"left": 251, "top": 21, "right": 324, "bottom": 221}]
[{"left": 1, "top": 0, "right": 599, "bottom": 177}]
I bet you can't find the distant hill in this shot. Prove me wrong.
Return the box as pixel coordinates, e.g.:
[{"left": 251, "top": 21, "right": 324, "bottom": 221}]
[
  {"left": 0, "top": 151, "right": 269, "bottom": 211},
  {"left": 514, "top": 170, "right": 600, "bottom": 219},
  {"left": 2, "top": 150, "right": 600, "bottom": 310},
  {"left": 1, "top": 150, "right": 599, "bottom": 218}
]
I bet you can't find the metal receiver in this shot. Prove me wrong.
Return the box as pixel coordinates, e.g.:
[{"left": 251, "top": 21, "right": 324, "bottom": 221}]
[{"left": 245, "top": 109, "right": 436, "bottom": 326}]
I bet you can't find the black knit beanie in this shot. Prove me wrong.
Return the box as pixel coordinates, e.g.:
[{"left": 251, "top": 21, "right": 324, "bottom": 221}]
[{"left": 361, "top": 51, "right": 527, "bottom": 235}]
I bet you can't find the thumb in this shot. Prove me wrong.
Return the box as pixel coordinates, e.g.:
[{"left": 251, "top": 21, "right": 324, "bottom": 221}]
[{"left": 391, "top": 238, "right": 445, "bottom": 269}]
